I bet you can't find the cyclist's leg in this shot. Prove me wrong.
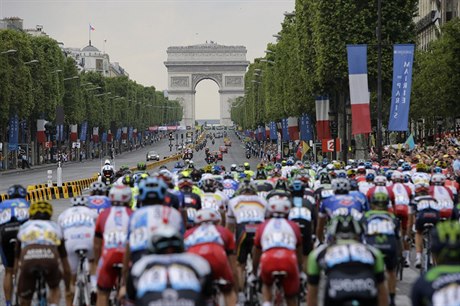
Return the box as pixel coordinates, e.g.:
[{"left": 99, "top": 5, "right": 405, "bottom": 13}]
[
  {"left": 384, "top": 240, "right": 398, "bottom": 306},
  {"left": 96, "top": 251, "right": 121, "bottom": 306},
  {"left": 0, "top": 225, "right": 19, "bottom": 305}
]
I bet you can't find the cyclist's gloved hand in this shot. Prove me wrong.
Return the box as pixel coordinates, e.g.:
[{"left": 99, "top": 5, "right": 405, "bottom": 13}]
[{"left": 247, "top": 273, "right": 257, "bottom": 286}]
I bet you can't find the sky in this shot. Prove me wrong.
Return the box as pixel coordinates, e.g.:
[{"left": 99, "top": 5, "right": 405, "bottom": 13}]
[{"left": 1, "top": 0, "right": 295, "bottom": 120}]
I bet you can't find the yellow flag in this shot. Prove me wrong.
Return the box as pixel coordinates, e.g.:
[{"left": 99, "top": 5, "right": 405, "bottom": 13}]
[{"left": 301, "top": 141, "right": 310, "bottom": 159}]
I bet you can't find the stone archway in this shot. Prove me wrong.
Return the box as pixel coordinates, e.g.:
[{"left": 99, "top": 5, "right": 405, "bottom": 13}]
[{"left": 164, "top": 42, "right": 249, "bottom": 127}]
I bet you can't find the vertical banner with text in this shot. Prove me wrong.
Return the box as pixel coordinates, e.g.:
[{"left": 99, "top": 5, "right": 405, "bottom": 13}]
[
  {"left": 80, "top": 121, "right": 88, "bottom": 142},
  {"left": 300, "top": 114, "right": 313, "bottom": 141},
  {"left": 388, "top": 44, "right": 415, "bottom": 131},
  {"left": 281, "top": 118, "right": 290, "bottom": 141},
  {"left": 8, "top": 115, "right": 19, "bottom": 151},
  {"left": 269, "top": 122, "right": 278, "bottom": 140}
]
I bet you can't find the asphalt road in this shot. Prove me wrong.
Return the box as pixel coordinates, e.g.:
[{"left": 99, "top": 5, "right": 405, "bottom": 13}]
[{"left": 0, "top": 131, "right": 418, "bottom": 305}]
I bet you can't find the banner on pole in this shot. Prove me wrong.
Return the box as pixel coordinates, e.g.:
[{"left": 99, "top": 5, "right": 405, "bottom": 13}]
[
  {"left": 388, "top": 44, "right": 415, "bottom": 131},
  {"left": 347, "top": 44, "right": 372, "bottom": 135},
  {"left": 269, "top": 122, "right": 277, "bottom": 140},
  {"left": 281, "top": 118, "right": 289, "bottom": 141},
  {"left": 315, "top": 96, "right": 331, "bottom": 140},
  {"left": 300, "top": 114, "right": 313, "bottom": 141},
  {"left": 80, "top": 121, "right": 88, "bottom": 142},
  {"left": 8, "top": 115, "right": 19, "bottom": 151}
]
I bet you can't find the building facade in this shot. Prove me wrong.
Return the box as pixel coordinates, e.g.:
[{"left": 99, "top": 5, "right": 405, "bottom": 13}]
[{"left": 415, "top": 0, "right": 459, "bottom": 50}]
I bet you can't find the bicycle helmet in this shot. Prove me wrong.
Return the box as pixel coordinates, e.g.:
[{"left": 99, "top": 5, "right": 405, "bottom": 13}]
[
  {"left": 147, "top": 225, "right": 184, "bottom": 254},
  {"left": 267, "top": 197, "right": 292, "bottom": 218},
  {"left": 431, "top": 174, "right": 446, "bottom": 186},
  {"left": 122, "top": 174, "right": 134, "bottom": 188},
  {"left": 365, "top": 173, "right": 375, "bottom": 182},
  {"left": 414, "top": 182, "right": 430, "bottom": 196},
  {"left": 328, "top": 215, "right": 362, "bottom": 241},
  {"left": 336, "top": 170, "right": 347, "bottom": 179},
  {"left": 71, "top": 196, "right": 87, "bottom": 207},
  {"left": 201, "top": 178, "right": 217, "bottom": 193},
  {"left": 331, "top": 178, "right": 350, "bottom": 194},
  {"left": 255, "top": 169, "right": 267, "bottom": 180},
  {"left": 104, "top": 159, "right": 111, "bottom": 166},
  {"left": 178, "top": 178, "right": 194, "bottom": 192},
  {"left": 289, "top": 180, "right": 304, "bottom": 194},
  {"left": 433, "top": 166, "right": 443, "bottom": 174},
  {"left": 195, "top": 208, "right": 221, "bottom": 224},
  {"left": 109, "top": 185, "right": 132, "bottom": 206},
  {"left": 391, "top": 171, "right": 404, "bottom": 183},
  {"left": 237, "top": 180, "right": 257, "bottom": 195},
  {"left": 402, "top": 162, "right": 412, "bottom": 172},
  {"left": 230, "top": 164, "right": 237, "bottom": 171},
  {"left": 286, "top": 159, "right": 294, "bottom": 166},
  {"left": 349, "top": 179, "right": 359, "bottom": 191},
  {"left": 7, "top": 184, "right": 27, "bottom": 199},
  {"left": 29, "top": 200, "right": 53, "bottom": 220},
  {"left": 158, "top": 170, "right": 174, "bottom": 188},
  {"left": 371, "top": 192, "right": 389, "bottom": 209},
  {"left": 190, "top": 169, "right": 202, "bottom": 182},
  {"left": 274, "top": 179, "right": 289, "bottom": 191},
  {"left": 137, "top": 162, "right": 147, "bottom": 171},
  {"left": 90, "top": 181, "right": 107, "bottom": 196},
  {"left": 244, "top": 162, "right": 250, "bottom": 170},
  {"left": 138, "top": 177, "right": 168, "bottom": 205},
  {"left": 319, "top": 172, "right": 332, "bottom": 185},
  {"left": 223, "top": 172, "right": 233, "bottom": 180},
  {"left": 374, "top": 176, "right": 388, "bottom": 187},
  {"left": 431, "top": 221, "right": 460, "bottom": 263}
]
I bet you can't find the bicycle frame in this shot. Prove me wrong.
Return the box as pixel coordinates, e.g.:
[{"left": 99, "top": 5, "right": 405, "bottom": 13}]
[
  {"left": 421, "top": 224, "right": 434, "bottom": 275},
  {"left": 73, "top": 250, "right": 91, "bottom": 306},
  {"left": 109, "top": 263, "right": 123, "bottom": 306},
  {"left": 271, "top": 271, "right": 287, "bottom": 306},
  {"left": 35, "top": 270, "right": 47, "bottom": 306}
]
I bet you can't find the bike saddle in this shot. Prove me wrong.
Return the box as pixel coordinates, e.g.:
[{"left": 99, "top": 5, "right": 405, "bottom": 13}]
[
  {"left": 75, "top": 249, "right": 88, "bottom": 256},
  {"left": 271, "top": 271, "right": 287, "bottom": 278},
  {"left": 112, "top": 263, "right": 123, "bottom": 270}
]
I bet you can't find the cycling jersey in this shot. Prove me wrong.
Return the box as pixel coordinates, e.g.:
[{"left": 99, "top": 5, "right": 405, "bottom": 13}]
[
  {"left": 222, "top": 178, "right": 239, "bottom": 199},
  {"left": 0, "top": 198, "right": 29, "bottom": 268},
  {"left": 95, "top": 206, "right": 133, "bottom": 291},
  {"left": 126, "top": 253, "right": 212, "bottom": 305},
  {"left": 181, "top": 191, "right": 202, "bottom": 227},
  {"left": 127, "top": 205, "right": 184, "bottom": 262},
  {"left": 289, "top": 195, "right": 314, "bottom": 255},
  {"left": 254, "top": 180, "right": 274, "bottom": 199},
  {"left": 185, "top": 223, "right": 236, "bottom": 290},
  {"left": 308, "top": 240, "right": 385, "bottom": 305},
  {"left": 87, "top": 195, "right": 112, "bottom": 214},
  {"left": 410, "top": 195, "right": 441, "bottom": 232},
  {"left": 254, "top": 218, "right": 302, "bottom": 296},
  {"left": 16, "top": 220, "right": 67, "bottom": 301},
  {"left": 201, "top": 192, "right": 226, "bottom": 212},
  {"left": 411, "top": 265, "right": 460, "bottom": 306},
  {"left": 227, "top": 195, "right": 267, "bottom": 263},
  {"left": 362, "top": 210, "right": 400, "bottom": 270},
  {"left": 429, "top": 185, "right": 454, "bottom": 218},
  {"left": 319, "top": 194, "right": 366, "bottom": 221},
  {"left": 58, "top": 206, "right": 98, "bottom": 274},
  {"left": 358, "top": 181, "right": 374, "bottom": 196},
  {"left": 366, "top": 186, "right": 394, "bottom": 207},
  {"left": 389, "top": 182, "right": 413, "bottom": 230}
]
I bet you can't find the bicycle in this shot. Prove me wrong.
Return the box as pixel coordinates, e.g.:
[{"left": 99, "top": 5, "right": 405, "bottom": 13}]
[
  {"left": 73, "top": 249, "right": 92, "bottom": 306},
  {"left": 420, "top": 223, "right": 434, "bottom": 275},
  {"left": 210, "top": 278, "right": 229, "bottom": 306},
  {"left": 271, "top": 271, "right": 287, "bottom": 306},
  {"left": 109, "top": 263, "right": 123, "bottom": 306},
  {"left": 244, "top": 253, "right": 259, "bottom": 306},
  {"left": 34, "top": 269, "right": 47, "bottom": 306}
]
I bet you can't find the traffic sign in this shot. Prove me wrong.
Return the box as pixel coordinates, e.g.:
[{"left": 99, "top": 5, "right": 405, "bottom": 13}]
[{"left": 322, "top": 138, "right": 341, "bottom": 152}]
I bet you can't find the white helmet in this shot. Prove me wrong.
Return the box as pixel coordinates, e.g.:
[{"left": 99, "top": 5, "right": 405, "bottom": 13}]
[
  {"left": 267, "top": 197, "right": 292, "bottom": 217},
  {"left": 391, "top": 171, "right": 404, "bottom": 182},
  {"left": 195, "top": 208, "right": 221, "bottom": 224},
  {"left": 374, "top": 175, "right": 388, "bottom": 186},
  {"left": 431, "top": 174, "right": 446, "bottom": 186},
  {"left": 109, "top": 185, "right": 132, "bottom": 206},
  {"left": 104, "top": 159, "right": 111, "bottom": 166},
  {"left": 71, "top": 196, "right": 87, "bottom": 207}
]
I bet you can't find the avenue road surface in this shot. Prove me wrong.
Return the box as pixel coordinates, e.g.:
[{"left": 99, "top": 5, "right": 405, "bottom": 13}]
[{"left": 0, "top": 131, "right": 417, "bottom": 305}]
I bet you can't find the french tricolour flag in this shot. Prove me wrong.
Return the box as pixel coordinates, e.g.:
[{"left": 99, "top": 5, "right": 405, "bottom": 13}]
[
  {"left": 70, "top": 124, "right": 78, "bottom": 142},
  {"left": 315, "top": 96, "right": 331, "bottom": 140},
  {"left": 347, "top": 45, "right": 372, "bottom": 135},
  {"left": 287, "top": 117, "right": 299, "bottom": 141},
  {"left": 37, "top": 119, "right": 46, "bottom": 143}
]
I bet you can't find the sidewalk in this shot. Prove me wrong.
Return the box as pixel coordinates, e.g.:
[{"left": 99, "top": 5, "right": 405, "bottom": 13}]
[{"left": 1, "top": 159, "right": 91, "bottom": 176}]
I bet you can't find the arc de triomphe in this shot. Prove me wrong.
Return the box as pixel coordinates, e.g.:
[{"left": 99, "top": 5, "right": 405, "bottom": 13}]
[{"left": 164, "top": 42, "right": 249, "bottom": 127}]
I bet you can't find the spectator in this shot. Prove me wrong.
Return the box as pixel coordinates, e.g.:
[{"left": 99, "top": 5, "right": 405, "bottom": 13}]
[{"left": 21, "top": 153, "right": 31, "bottom": 169}]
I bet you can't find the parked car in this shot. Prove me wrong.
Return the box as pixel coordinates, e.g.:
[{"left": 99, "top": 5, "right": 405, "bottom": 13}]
[
  {"left": 146, "top": 151, "right": 160, "bottom": 161},
  {"left": 224, "top": 138, "right": 232, "bottom": 146},
  {"left": 219, "top": 146, "right": 228, "bottom": 153}
]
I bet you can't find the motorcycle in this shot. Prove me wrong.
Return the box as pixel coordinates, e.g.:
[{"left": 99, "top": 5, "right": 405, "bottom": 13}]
[{"left": 246, "top": 150, "right": 251, "bottom": 159}]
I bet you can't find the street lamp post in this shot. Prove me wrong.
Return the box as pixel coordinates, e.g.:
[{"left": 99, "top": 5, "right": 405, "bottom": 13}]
[
  {"left": 376, "top": 0, "right": 383, "bottom": 161},
  {"left": 24, "top": 59, "right": 39, "bottom": 65},
  {"left": 0, "top": 49, "right": 17, "bottom": 55},
  {"left": 329, "top": 111, "right": 338, "bottom": 160}
]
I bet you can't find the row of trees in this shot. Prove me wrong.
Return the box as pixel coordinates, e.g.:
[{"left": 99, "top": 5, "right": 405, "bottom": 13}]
[
  {"left": 232, "top": 0, "right": 460, "bottom": 136},
  {"left": 0, "top": 29, "right": 182, "bottom": 142}
]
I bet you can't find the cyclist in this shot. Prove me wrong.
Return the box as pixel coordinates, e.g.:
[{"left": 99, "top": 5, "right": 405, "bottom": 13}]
[
  {"left": 57, "top": 195, "right": 98, "bottom": 304},
  {"left": 252, "top": 197, "right": 303, "bottom": 306},
  {"left": 101, "top": 163, "right": 115, "bottom": 185},
  {"left": 200, "top": 177, "right": 227, "bottom": 223},
  {"left": 157, "top": 170, "right": 182, "bottom": 210},
  {"left": 429, "top": 173, "right": 454, "bottom": 219},
  {"left": 243, "top": 162, "right": 254, "bottom": 179},
  {"left": 184, "top": 208, "right": 237, "bottom": 305},
  {"left": 410, "top": 183, "right": 441, "bottom": 269},
  {"left": 126, "top": 225, "right": 212, "bottom": 305},
  {"left": 316, "top": 178, "right": 366, "bottom": 244},
  {"left": 87, "top": 182, "right": 111, "bottom": 214},
  {"left": 362, "top": 192, "right": 400, "bottom": 306},
  {"left": 15, "top": 200, "right": 71, "bottom": 306},
  {"left": 307, "top": 215, "right": 388, "bottom": 306},
  {"left": 226, "top": 180, "right": 267, "bottom": 299},
  {"left": 177, "top": 176, "right": 202, "bottom": 228},
  {"left": 359, "top": 173, "right": 375, "bottom": 196},
  {"left": 222, "top": 172, "right": 239, "bottom": 199},
  {"left": 313, "top": 172, "right": 334, "bottom": 208},
  {"left": 411, "top": 221, "right": 460, "bottom": 306},
  {"left": 94, "top": 185, "right": 133, "bottom": 306},
  {"left": 0, "top": 185, "right": 29, "bottom": 306}
]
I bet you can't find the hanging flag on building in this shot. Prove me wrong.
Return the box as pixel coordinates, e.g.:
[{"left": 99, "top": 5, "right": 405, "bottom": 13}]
[
  {"left": 8, "top": 115, "right": 19, "bottom": 151},
  {"left": 287, "top": 117, "right": 299, "bottom": 140},
  {"left": 315, "top": 96, "right": 331, "bottom": 140},
  {"left": 70, "top": 124, "right": 78, "bottom": 142},
  {"left": 92, "top": 127, "right": 99, "bottom": 143},
  {"left": 37, "top": 119, "right": 46, "bottom": 143},
  {"left": 80, "top": 121, "right": 88, "bottom": 142},
  {"left": 281, "top": 118, "right": 289, "bottom": 141},
  {"left": 300, "top": 114, "right": 313, "bottom": 141},
  {"left": 269, "top": 122, "right": 277, "bottom": 140},
  {"left": 116, "top": 128, "right": 122, "bottom": 141},
  {"left": 102, "top": 132, "right": 107, "bottom": 143},
  {"left": 347, "top": 44, "right": 372, "bottom": 135},
  {"left": 296, "top": 141, "right": 310, "bottom": 160},
  {"left": 388, "top": 44, "right": 415, "bottom": 131}
]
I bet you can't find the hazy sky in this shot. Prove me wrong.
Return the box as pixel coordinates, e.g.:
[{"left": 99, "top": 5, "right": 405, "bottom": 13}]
[{"left": 1, "top": 0, "right": 295, "bottom": 120}]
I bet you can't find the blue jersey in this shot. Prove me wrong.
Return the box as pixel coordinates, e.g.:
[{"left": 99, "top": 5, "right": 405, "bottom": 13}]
[
  {"left": 319, "top": 194, "right": 366, "bottom": 220},
  {"left": 87, "top": 195, "right": 111, "bottom": 214},
  {"left": 222, "top": 179, "right": 239, "bottom": 199},
  {"left": 0, "top": 198, "right": 29, "bottom": 225},
  {"left": 350, "top": 190, "right": 369, "bottom": 211}
]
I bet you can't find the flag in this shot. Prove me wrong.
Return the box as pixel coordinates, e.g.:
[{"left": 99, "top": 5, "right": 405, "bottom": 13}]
[
  {"left": 296, "top": 141, "right": 310, "bottom": 160},
  {"left": 300, "top": 114, "right": 313, "bottom": 141},
  {"left": 405, "top": 133, "right": 415, "bottom": 150},
  {"left": 37, "top": 119, "right": 46, "bottom": 143},
  {"left": 287, "top": 117, "right": 299, "bottom": 140},
  {"left": 315, "top": 96, "right": 331, "bottom": 140},
  {"left": 89, "top": 24, "right": 95, "bottom": 31},
  {"left": 347, "top": 45, "right": 372, "bottom": 135},
  {"left": 281, "top": 118, "right": 289, "bottom": 141},
  {"left": 269, "top": 122, "right": 277, "bottom": 140},
  {"left": 388, "top": 44, "right": 415, "bottom": 131},
  {"left": 70, "top": 124, "right": 78, "bottom": 142}
]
